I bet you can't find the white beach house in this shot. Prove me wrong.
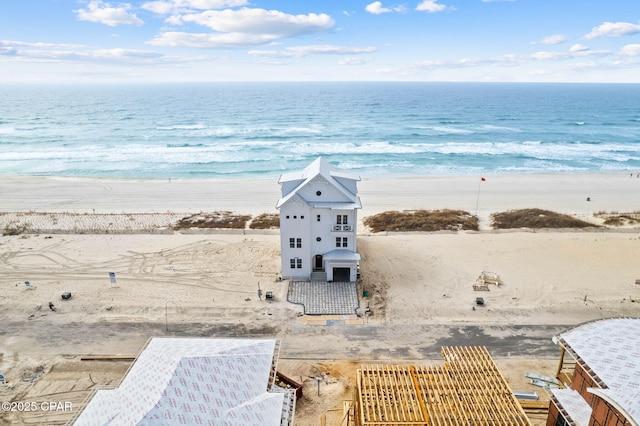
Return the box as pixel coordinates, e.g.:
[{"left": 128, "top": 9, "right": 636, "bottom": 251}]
[{"left": 276, "top": 157, "right": 361, "bottom": 282}]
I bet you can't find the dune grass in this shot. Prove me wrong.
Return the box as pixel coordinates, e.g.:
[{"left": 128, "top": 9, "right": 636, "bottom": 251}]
[
  {"left": 364, "top": 209, "right": 479, "bottom": 233},
  {"left": 491, "top": 208, "right": 597, "bottom": 229},
  {"left": 173, "top": 211, "right": 252, "bottom": 230},
  {"left": 249, "top": 213, "right": 280, "bottom": 229},
  {"left": 594, "top": 210, "right": 640, "bottom": 227}
]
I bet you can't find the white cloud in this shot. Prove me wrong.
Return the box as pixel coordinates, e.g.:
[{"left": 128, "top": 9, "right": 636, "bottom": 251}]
[
  {"left": 148, "top": 31, "right": 275, "bottom": 48},
  {"left": 0, "top": 45, "right": 18, "bottom": 56},
  {"left": 412, "top": 59, "right": 446, "bottom": 69},
  {"left": 619, "top": 44, "right": 640, "bottom": 57},
  {"left": 366, "top": 2, "right": 391, "bottom": 14},
  {"left": 533, "top": 34, "right": 566, "bottom": 45},
  {"left": 180, "top": 8, "right": 333, "bottom": 35},
  {"left": 75, "top": 1, "right": 143, "bottom": 27},
  {"left": 416, "top": 0, "right": 446, "bottom": 13},
  {"left": 92, "top": 48, "right": 164, "bottom": 60},
  {"left": 141, "top": 0, "right": 248, "bottom": 14},
  {"left": 365, "top": 2, "right": 406, "bottom": 14},
  {"left": 140, "top": 1, "right": 175, "bottom": 14},
  {"left": 1, "top": 40, "right": 87, "bottom": 49},
  {"left": 339, "top": 57, "right": 370, "bottom": 65},
  {"left": 149, "top": 8, "right": 335, "bottom": 48},
  {"left": 569, "top": 44, "right": 588, "bottom": 53},
  {"left": 247, "top": 49, "right": 296, "bottom": 58},
  {"left": 0, "top": 39, "right": 170, "bottom": 64},
  {"left": 289, "top": 45, "right": 377, "bottom": 55},
  {"left": 531, "top": 45, "right": 609, "bottom": 61},
  {"left": 531, "top": 51, "right": 569, "bottom": 61},
  {"left": 408, "top": 45, "right": 614, "bottom": 73},
  {"left": 584, "top": 21, "right": 640, "bottom": 40},
  {"left": 249, "top": 44, "right": 377, "bottom": 58},
  {"left": 412, "top": 54, "right": 522, "bottom": 70}
]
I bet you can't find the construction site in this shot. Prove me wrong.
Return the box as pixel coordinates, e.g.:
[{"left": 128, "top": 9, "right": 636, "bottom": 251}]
[{"left": 353, "top": 346, "right": 532, "bottom": 426}]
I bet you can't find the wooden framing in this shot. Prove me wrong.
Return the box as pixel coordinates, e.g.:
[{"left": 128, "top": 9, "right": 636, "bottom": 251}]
[{"left": 355, "top": 346, "right": 531, "bottom": 426}]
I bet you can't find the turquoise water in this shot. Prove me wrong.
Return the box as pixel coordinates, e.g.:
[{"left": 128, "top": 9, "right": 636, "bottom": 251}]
[{"left": 1, "top": 82, "right": 639, "bottom": 178}]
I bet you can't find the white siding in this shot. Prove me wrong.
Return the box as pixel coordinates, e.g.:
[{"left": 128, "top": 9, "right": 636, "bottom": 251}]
[
  {"left": 277, "top": 157, "right": 360, "bottom": 282},
  {"left": 279, "top": 204, "right": 311, "bottom": 280}
]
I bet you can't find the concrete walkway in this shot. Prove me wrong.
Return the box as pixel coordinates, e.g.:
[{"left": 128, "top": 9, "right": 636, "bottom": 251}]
[{"left": 287, "top": 281, "right": 359, "bottom": 315}]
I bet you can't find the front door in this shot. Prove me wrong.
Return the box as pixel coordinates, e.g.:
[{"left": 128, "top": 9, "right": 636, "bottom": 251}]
[{"left": 315, "top": 254, "right": 323, "bottom": 270}]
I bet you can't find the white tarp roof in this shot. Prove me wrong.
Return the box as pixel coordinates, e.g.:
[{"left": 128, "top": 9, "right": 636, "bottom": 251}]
[
  {"left": 74, "top": 338, "right": 288, "bottom": 426},
  {"left": 553, "top": 318, "right": 640, "bottom": 424},
  {"left": 550, "top": 389, "right": 592, "bottom": 426}
]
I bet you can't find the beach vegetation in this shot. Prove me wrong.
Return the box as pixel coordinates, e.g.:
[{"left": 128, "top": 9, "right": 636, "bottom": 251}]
[
  {"left": 594, "top": 210, "right": 640, "bottom": 227},
  {"left": 249, "top": 213, "right": 280, "bottom": 229},
  {"left": 491, "top": 208, "right": 598, "bottom": 229},
  {"left": 363, "top": 209, "right": 478, "bottom": 233},
  {"left": 173, "top": 211, "right": 251, "bottom": 230},
  {"left": 2, "top": 220, "right": 30, "bottom": 236}
]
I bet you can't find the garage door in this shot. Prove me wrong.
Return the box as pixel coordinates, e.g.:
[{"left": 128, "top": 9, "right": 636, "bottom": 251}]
[{"left": 333, "top": 267, "right": 351, "bottom": 282}]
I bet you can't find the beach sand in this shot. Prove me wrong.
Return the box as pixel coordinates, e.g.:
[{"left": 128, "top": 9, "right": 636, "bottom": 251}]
[
  {"left": 2, "top": 172, "right": 639, "bottom": 226},
  {"left": 1, "top": 173, "right": 639, "bottom": 425}
]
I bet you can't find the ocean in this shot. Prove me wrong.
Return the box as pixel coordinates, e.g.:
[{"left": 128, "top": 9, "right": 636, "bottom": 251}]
[{"left": 1, "top": 82, "right": 639, "bottom": 179}]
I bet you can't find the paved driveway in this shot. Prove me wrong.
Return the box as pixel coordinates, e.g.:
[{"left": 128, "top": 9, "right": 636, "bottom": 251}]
[{"left": 287, "top": 281, "right": 359, "bottom": 315}]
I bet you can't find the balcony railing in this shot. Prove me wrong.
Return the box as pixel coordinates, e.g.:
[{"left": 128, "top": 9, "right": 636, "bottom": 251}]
[{"left": 332, "top": 224, "right": 352, "bottom": 232}]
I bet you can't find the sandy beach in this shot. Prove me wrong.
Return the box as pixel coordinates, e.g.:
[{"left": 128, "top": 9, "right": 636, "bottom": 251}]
[
  {"left": 1, "top": 173, "right": 640, "bottom": 425},
  {"left": 2, "top": 172, "right": 639, "bottom": 226}
]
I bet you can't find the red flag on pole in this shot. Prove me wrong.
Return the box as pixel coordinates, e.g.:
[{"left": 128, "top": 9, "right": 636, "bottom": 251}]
[{"left": 481, "top": 177, "right": 486, "bottom": 181}]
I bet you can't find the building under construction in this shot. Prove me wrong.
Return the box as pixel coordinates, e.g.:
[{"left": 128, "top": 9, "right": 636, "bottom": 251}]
[
  {"left": 353, "top": 346, "right": 531, "bottom": 426},
  {"left": 547, "top": 317, "right": 639, "bottom": 426}
]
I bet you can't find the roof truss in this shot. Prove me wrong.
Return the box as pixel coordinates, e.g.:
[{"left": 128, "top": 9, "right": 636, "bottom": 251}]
[{"left": 356, "top": 346, "right": 531, "bottom": 426}]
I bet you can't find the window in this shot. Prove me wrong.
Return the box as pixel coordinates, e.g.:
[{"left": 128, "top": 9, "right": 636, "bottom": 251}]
[
  {"left": 336, "top": 237, "right": 341, "bottom": 247},
  {"left": 286, "top": 215, "right": 290, "bottom": 219},
  {"left": 301, "top": 215, "right": 304, "bottom": 219},
  {"left": 342, "top": 237, "right": 348, "bottom": 247},
  {"left": 316, "top": 237, "right": 321, "bottom": 242},
  {"left": 296, "top": 258, "right": 302, "bottom": 269},
  {"left": 337, "top": 214, "right": 348, "bottom": 225},
  {"left": 290, "top": 258, "right": 302, "bottom": 269},
  {"left": 316, "top": 191, "right": 321, "bottom": 196},
  {"left": 336, "top": 237, "right": 348, "bottom": 248},
  {"left": 290, "top": 258, "right": 296, "bottom": 269},
  {"left": 289, "top": 238, "right": 295, "bottom": 248},
  {"left": 294, "top": 215, "right": 297, "bottom": 219},
  {"left": 317, "top": 214, "right": 321, "bottom": 222},
  {"left": 296, "top": 238, "right": 302, "bottom": 248}
]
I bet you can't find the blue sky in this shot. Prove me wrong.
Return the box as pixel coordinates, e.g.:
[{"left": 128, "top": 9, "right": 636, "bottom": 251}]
[{"left": 1, "top": 0, "right": 640, "bottom": 82}]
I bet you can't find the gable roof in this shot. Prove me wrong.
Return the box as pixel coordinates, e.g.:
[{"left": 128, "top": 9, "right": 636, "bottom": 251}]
[
  {"left": 73, "top": 338, "right": 293, "bottom": 426},
  {"left": 278, "top": 157, "right": 359, "bottom": 186},
  {"left": 276, "top": 157, "right": 361, "bottom": 209},
  {"left": 551, "top": 318, "right": 640, "bottom": 425}
]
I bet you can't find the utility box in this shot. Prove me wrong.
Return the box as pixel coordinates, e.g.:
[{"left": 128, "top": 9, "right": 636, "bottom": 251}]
[{"left": 61, "top": 292, "right": 72, "bottom": 300}]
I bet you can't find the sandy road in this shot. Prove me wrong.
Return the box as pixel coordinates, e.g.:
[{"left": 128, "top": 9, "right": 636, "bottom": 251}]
[{"left": 0, "top": 316, "right": 565, "bottom": 361}]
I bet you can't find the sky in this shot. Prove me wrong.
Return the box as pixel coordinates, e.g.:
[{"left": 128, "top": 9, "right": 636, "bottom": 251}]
[{"left": 1, "top": 0, "right": 640, "bottom": 82}]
